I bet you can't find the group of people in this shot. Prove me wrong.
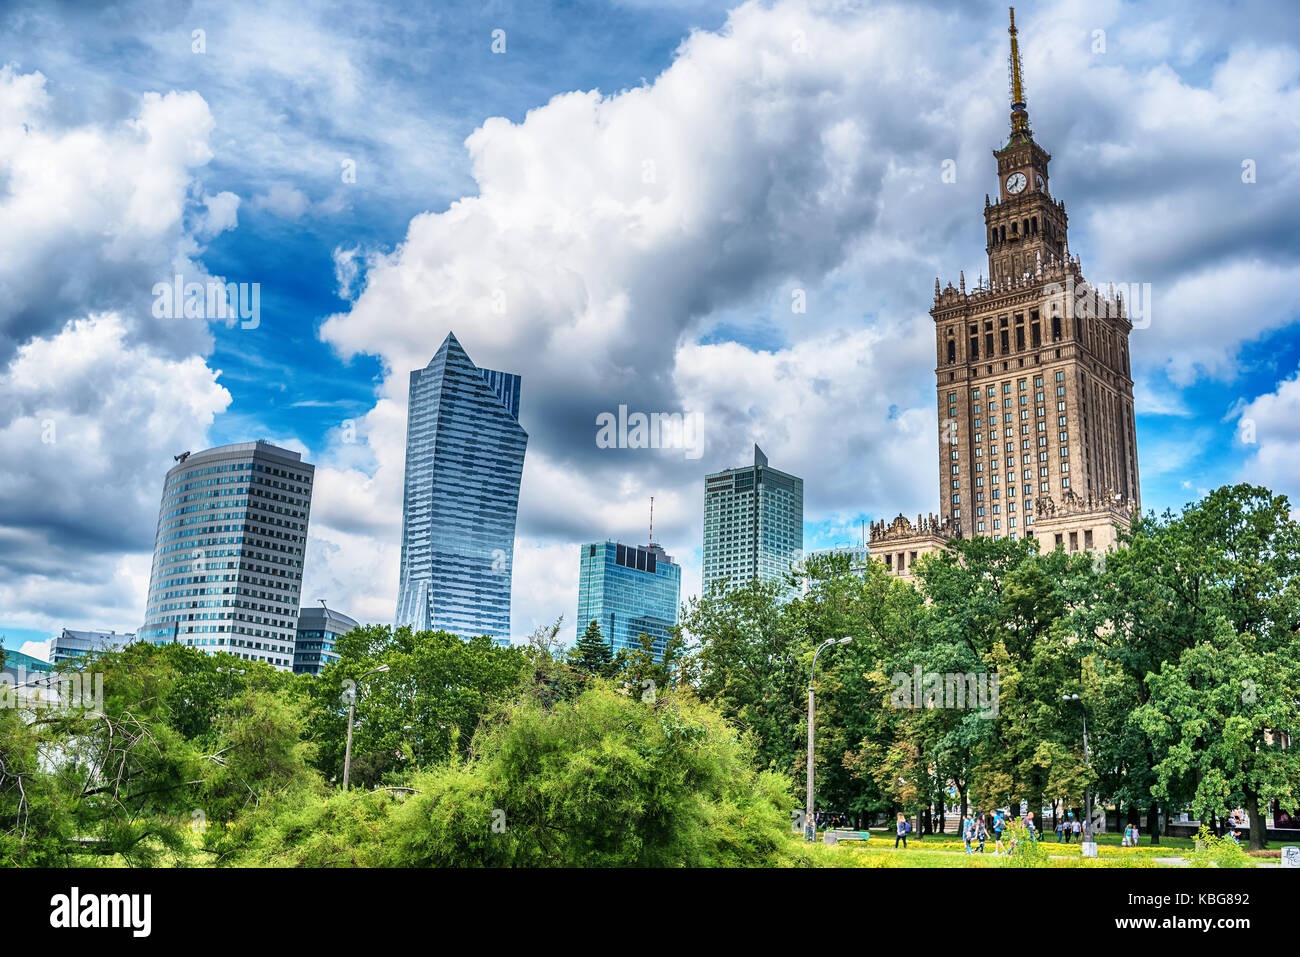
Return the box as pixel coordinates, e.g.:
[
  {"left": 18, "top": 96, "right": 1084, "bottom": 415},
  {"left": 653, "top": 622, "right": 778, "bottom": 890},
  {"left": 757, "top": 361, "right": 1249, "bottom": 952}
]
[
  {"left": 893, "top": 810, "right": 1042, "bottom": 855},
  {"left": 1055, "top": 814, "right": 1085, "bottom": 842}
]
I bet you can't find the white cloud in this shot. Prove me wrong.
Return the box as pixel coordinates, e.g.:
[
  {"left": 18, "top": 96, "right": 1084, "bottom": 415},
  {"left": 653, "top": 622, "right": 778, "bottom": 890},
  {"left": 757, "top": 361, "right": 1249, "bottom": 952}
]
[
  {"left": 1233, "top": 368, "right": 1300, "bottom": 503},
  {"left": 0, "top": 312, "right": 232, "bottom": 632},
  {"left": 17, "top": 640, "right": 51, "bottom": 662},
  {"left": 195, "top": 190, "right": 241, "bottom": 238},
  {"left": 251, "top": 184, "right": 312, "bottom": 220}
]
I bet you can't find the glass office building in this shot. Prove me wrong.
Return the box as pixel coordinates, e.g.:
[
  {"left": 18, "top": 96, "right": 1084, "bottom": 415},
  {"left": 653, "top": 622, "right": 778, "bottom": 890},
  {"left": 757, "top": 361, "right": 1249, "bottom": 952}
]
[
  {"left": 139, "top": 441, "right": 314, "bottom": 671},
  {"left": 51, "top": 629, "right": 134, "bottom": 665},
  {"left": 576, "top": 541, "right": 681, "bottom": 660},
  {"left": 702, "top": 444, "right": 803, "bottom": 594},
  {"left": 395, "top": 332, "right": 528, "bottom": 640},
  {"left": 293, "top": 605, "right": 358, "bottom": 675}
]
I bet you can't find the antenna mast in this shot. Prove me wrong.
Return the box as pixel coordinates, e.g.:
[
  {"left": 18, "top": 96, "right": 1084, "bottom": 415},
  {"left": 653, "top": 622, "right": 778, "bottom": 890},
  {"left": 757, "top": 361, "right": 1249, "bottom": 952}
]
[{"left": 649, "top": 497, "right": 654, "bottom": 545}]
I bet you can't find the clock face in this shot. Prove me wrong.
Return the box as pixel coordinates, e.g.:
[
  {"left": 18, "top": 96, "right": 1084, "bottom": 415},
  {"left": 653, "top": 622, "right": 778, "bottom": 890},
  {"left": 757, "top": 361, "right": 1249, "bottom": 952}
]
[{"left": 1006, "top": 172, "right": 1027, "bottom": 194}]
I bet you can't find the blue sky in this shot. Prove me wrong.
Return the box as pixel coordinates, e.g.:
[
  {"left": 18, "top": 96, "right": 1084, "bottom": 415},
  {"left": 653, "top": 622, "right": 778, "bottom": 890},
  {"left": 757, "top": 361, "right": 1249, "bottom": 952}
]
[{"left": 3, "top": 0, "right": 1300, "bottom": 654}]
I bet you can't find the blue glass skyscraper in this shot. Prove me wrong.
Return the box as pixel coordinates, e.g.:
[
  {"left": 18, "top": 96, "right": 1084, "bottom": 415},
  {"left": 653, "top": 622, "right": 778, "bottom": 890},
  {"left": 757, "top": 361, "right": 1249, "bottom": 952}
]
[
  {"left": 395, "top": 332, "right": 527, "bottom": 639},
  {"left": 576, "top": 541, "right": 681, "bottom": 659}
]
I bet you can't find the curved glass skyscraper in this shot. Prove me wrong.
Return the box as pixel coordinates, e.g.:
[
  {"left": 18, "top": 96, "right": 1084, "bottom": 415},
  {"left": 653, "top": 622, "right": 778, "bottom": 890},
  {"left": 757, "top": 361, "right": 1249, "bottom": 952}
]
[
  {"left": 395, "top": 332, "right": 527, "bottom": 640},
  {"left": 139, "top": 441, "right": 314, "bottom": 671}
]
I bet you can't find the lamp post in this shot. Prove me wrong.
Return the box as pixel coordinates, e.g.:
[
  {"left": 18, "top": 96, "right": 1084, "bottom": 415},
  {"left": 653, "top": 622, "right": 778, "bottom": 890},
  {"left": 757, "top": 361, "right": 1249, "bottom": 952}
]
[
  {"left": 343, "top": 664, "right": 390, "bottom": 791},
  {"left": 806, "top": 637, "right": 852, "bottom": 842},
  {"left": 1063, "top": 692, "right": 1096, "bottom": 856}
]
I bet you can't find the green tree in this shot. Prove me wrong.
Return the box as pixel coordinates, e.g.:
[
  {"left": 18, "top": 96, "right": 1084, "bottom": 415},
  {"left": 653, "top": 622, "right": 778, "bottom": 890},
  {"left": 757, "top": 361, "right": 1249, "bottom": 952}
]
[
  {"left": 570, "top": 619, "right": 615, "bottom": 678},
  {"left": 1135, "top": 623, "right": 1300, "bottom": 849},
  {"left": 309, "top": 625, "right": 530, "bottom": 788}
]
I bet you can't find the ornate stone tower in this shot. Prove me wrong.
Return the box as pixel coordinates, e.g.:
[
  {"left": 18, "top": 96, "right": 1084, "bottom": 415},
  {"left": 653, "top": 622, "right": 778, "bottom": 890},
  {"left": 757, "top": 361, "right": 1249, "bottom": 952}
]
[{"left": 873, "top": 8, "right": 1141, "bottom": 574}]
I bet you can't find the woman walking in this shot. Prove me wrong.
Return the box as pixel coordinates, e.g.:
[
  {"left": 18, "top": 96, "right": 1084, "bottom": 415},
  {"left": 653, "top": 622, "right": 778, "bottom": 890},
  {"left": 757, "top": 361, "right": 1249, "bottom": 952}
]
[{"left": 895, "top": 812, "right": 910, "bottom": 849}]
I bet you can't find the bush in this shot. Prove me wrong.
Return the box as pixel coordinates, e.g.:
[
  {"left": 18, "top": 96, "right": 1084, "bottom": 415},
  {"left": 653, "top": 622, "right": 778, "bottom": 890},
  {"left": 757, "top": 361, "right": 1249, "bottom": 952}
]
[{"left": 221, "top": 683, "right": 803, "bottom": 867}]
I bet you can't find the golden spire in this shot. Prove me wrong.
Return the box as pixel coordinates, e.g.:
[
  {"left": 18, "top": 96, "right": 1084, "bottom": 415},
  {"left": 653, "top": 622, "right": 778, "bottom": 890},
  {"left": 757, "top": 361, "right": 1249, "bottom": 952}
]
[{"left": 1008, "top": 7, "right": 1030, "bottom": 137}]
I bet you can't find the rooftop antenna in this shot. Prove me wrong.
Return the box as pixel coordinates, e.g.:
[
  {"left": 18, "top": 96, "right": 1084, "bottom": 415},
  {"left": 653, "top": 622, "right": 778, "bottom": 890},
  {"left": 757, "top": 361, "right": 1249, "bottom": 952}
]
[{"left": 649, "top": 497, "right": 654, "bottom": 545}]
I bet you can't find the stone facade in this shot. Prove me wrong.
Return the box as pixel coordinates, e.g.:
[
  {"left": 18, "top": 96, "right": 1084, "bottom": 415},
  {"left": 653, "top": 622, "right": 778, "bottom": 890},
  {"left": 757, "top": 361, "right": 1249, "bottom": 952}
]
[{"left": 872, "top": 10, "right": 1140, "bottom": 578}]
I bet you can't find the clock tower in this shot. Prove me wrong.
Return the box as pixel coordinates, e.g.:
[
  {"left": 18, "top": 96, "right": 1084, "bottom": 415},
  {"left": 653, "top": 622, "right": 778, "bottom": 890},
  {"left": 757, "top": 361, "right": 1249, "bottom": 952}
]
[
  {"left": 985, "top": 8, "right": 1067, "bottom": 286},
  {"left": 871, "top": 7, "right": 1141, "bottom": 576}
]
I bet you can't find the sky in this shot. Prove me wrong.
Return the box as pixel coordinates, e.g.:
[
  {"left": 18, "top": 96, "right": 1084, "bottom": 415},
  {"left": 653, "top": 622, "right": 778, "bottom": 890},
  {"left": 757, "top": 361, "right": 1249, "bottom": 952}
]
[{"left": 3, "top": 0, "right": 1300, "bottom": 658}]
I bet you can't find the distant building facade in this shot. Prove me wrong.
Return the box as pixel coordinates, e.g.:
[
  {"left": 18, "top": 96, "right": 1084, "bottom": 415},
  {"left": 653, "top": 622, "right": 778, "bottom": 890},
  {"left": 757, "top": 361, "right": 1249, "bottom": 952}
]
[
  {"left": 293, "top": 605, "right": 359, "bottom": 675},
  {"left": 576, "top": 541, "right": 681, "bottom": 659},
  {"left": 1, "top": 645, "right": 54, "bottom": 679},
  {"left": 395, "top": 332, "right": 528, "bottom": 641},
  {"left": 702, "top": 445, "right": 803, "bottom": 593},
  {"left": 51, "top": 629, "right": 133, "bottom": 666},
  {"left": 139, "top": 441, "right": 315, "bottom": 671}
]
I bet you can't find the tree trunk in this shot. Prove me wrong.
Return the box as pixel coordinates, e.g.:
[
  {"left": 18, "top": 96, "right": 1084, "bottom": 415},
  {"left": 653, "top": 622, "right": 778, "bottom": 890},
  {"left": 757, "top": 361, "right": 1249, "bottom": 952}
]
[
  {"left": 1244, "top": 792, "right": 1267, "bottom": 851},
  {"left": 959, "top": 784, "right": 968, "bottom": 824},
  {"left": 1146, "top": 801, "right": 1160, "bottom": 845}
]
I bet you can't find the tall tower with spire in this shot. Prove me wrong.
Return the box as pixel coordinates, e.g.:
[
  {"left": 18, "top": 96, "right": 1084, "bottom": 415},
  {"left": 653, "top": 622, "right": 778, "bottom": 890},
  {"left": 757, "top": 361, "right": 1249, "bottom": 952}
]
[{"left": 874, "top": 8, "right": 1141, "bottom": 572}]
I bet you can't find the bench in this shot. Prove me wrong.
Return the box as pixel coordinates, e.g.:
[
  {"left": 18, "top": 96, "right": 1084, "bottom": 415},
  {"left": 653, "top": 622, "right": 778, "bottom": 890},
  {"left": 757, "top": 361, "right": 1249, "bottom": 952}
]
[{"left": 822, "top": 829, "right": 871, "bottom": 845}]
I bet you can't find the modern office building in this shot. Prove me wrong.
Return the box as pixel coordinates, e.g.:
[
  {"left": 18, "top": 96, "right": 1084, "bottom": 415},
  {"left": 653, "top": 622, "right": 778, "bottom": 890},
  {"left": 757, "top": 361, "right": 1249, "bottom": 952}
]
[
  {"left": 395, "top": 332, "right": 528, "bottom": 640},
  {"left": 139, "top": 441, "right": 314, "bottom": 671},
  {"left": 576, "top": 541, "right": 682, "bottom": 659},
  {"left": 293, "top": 605, "right": 358, "bottom": 675},
  {"left": 51, "top": 629, "right": 133, "bottom": 666},
  {"left": 1, "top": 645, "right": 54, "bottom": 678},
  {"left": 702, "top": 445, "right": 803, "bottom": 593}
]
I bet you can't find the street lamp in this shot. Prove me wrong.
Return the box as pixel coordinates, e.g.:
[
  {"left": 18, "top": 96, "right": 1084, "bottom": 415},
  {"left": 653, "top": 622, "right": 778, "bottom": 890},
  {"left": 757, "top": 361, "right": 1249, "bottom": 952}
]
[
  {"left": 342, "top": 664, "right": 390, "bottom": 792},
  {"left": 806, "top": 637, "right": 852, "bottom": 842},
  {"left": 217, "top": 666, "right": 245, "bottom": 701},
  {"left": 1062, "top": 692, "right": 1096, "bottom": 855}
]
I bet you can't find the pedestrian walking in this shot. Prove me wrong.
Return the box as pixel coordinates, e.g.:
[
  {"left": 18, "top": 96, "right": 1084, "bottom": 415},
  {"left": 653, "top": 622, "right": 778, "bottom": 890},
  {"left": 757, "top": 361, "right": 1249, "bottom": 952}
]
[
  {"left": 962, "top": 812, "right": 975, "bottom": 854},
  {"left": 895, "top": 812, "right": 910, "bottom": 849},
  {"left": 993, "top": 811, "right": 1007, "bottom": 855},
  {"left": 975, "top": 814, "right": 988, "bottom": 853},
  {"left": 1071, "top": 818, "right": 1081, "bottom": 842}
]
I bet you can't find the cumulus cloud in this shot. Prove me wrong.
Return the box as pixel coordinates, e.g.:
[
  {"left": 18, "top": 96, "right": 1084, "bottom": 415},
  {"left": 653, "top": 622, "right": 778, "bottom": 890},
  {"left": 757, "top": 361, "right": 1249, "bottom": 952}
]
[
  {"left": 0, "top": 66, "right": 236, "bottom": 634},
  {"left": 1232, "top": 369, "right": 1300, "bottom": 505},
  {"left": 0, "top": 313, "right": 230, "bottom": 632},
  {"left": 0, "top": 67, "right": 228, "bottom": 362},
  {"left": 251, "top": 184, "right": 312, "bottom": 220}
]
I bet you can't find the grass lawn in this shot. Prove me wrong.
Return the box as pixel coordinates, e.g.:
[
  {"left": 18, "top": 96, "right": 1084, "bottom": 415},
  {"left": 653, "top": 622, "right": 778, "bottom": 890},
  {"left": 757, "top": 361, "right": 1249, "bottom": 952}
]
[{"left": 807, "top": 828, "right": 1270, "bottom": 867}]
